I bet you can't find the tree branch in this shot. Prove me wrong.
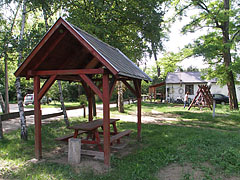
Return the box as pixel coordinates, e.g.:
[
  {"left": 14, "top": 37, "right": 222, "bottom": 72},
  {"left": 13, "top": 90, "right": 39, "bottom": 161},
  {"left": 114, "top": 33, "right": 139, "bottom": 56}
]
[
  {"left": 231, "top": 29, "right": 240, "bottom": 42},
  {"left": 196, "top": 1, "right": 222, "bottom": 29}
]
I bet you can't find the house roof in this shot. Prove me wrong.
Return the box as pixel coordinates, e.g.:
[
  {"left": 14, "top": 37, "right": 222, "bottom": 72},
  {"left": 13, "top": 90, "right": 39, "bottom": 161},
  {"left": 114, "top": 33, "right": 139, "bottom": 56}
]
[
  {"left": 14, "top": 17, "right": 151, "bottom": 82},
  {"left": 166, "top": 72, "right": 217, "bottom": 84}
]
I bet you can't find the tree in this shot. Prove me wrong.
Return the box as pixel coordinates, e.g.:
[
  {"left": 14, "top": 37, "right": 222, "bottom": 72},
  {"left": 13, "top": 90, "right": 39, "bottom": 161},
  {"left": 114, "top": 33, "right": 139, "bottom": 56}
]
[
  {"left": 158, "top": 48, "right": 193, "bottom": 78},
  {"left": 64, "top": 0, "right": 167, "bottom": 111},
  {"left": 174, "top": 0, "right": 239, "bottom": 110},
  {"left": 16, "top": 0, "right": 27, "bottom": 140},
  {"left": 0, "top": 1, "right": 20, "bottom": 113}
]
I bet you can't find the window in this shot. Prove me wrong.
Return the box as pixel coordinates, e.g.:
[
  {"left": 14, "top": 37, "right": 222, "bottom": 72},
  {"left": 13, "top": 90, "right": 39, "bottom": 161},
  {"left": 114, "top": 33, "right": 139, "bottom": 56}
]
[{"left": 185, "top": 84, "right": 194, "bottom": 95}]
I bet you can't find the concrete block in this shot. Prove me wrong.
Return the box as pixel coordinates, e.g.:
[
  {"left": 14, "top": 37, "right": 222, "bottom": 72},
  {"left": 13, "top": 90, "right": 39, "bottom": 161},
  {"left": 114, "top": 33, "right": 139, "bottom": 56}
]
[{"left": 68, "top": 138, "right": 81, "bottom": 164}]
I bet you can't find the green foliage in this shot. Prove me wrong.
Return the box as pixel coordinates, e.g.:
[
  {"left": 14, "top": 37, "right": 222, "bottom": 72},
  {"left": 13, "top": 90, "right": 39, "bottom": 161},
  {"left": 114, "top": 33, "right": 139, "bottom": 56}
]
[
  {"left": 64, "top": 0, "right": 167, "bottom": 63},
  {"left": 172, "top": 0, "right": 240, "bottom": 86},
  {"left": 157, "top": 48, "right": 193, "bottom": 78},
  {"left": 78, "top": 94, "right": 87, "bottom": 105}
]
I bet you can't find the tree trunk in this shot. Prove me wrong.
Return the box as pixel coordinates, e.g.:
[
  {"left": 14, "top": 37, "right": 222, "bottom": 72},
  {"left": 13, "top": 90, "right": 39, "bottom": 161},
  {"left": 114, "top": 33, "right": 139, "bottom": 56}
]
[
  {"left": 0, "top": 92, "right": 5, "bottom": 114},
  {"left": 4, "top": 57, "right": 9, "bottom": 113},
  {"left": 222, "top": 0, "right": 238, "bottom": 110},
  {"left": 154, "top": 52, "right": 160, "bottom": 77},
  {"left": 16, "top": 0, "right": 27, "bottom": 140},
  {"left": 58, "top": 81, "right": 69, "bottom": 127},
  {"left": 0, "top": 115, "right": 3, "bottom": 139},
  {"left": 118, "top": 81, "right": 124, "bottom": 113},
  {"left": 152, "top": 43, "right": 160, "bottom": 77}
]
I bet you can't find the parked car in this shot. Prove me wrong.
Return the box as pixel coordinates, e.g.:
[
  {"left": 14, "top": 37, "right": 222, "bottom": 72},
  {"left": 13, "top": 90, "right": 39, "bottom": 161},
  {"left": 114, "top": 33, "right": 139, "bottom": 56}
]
[
  {"left": 24, "top": 94, "right": 49, "bottom": 105},
  {"left": 212, "top": 94, "right": 229, "bottom": 105}
]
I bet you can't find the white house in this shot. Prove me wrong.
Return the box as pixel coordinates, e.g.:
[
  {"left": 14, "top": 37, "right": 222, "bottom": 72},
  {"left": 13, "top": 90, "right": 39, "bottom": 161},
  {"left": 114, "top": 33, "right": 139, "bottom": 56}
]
[{"left": 165, "top": 72, "right": 240, "bottom": 102}]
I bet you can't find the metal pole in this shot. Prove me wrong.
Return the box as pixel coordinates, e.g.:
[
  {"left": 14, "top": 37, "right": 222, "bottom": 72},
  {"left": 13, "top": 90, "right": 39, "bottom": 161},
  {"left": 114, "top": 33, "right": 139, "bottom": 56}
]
[{"left": 213, "top": 100, "right": 216, "bottom": 118}]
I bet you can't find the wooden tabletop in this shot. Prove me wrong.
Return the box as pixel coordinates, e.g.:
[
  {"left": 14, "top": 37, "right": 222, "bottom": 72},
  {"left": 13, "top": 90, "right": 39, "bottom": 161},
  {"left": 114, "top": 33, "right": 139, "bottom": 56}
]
[{"left": 68, "top": 119, "right": 120, "bottom": 131}]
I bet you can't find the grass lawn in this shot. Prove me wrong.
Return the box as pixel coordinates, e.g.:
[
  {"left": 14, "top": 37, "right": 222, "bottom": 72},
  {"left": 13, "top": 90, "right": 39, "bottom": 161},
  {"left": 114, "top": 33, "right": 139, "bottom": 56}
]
[{"left": 1, "top": 103, "right": 240, "bottom": 179}]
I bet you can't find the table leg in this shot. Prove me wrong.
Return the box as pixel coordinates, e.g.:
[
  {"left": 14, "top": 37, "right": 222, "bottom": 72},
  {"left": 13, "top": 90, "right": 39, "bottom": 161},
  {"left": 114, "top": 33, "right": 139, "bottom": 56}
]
[
  {"left": 73, "top": 130, "right": 78, "bottom": 138},
  {"left": 94, "top": 130, "right": 103, "bottom": 152},
  {"left": 112, "top": 122, "right": 120, "bottom": 143}
]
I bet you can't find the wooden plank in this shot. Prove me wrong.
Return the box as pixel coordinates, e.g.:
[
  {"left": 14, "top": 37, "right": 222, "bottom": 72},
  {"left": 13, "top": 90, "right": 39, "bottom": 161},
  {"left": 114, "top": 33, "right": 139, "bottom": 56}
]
[
  {"left": 0, "top": 116, "right": 3, "bottom": 139},
  {"left": 110, "top": 130, "right": 132, "bottom": 143},
  {"left": 102, "top": 73, "right": 110, "bottom": 167},
  {"left": 38, "top": 75, "right": 57, "bottom": 101},
  {"left": 65, "top": 105, "right": 85, "bottom": 110},
  {"left": 55, "top": 130, "right": 87, "bottom": 141},
  {"left": 79, "top": 74, "right": 103, "bottom": 100},
  {"left": 81, "top": 150, "right": 104, "bottom": 160},
  {"left": 84, "top": 57, "right": 99, "bottom": 69},
  {"left": 42, "top": 112, "right": 63, "bottom": 120},
  {"left": 0, "top": 110, "right": 34, "bottom": 121},
  {"left": 34, "top": 76, "right": 42, "bottom": 160},
  {"left": 134, "top": 79, "right": 142, "bottom": 141},
  {"left": 29, "top": 68, "right": 104, "bottom": 76}
]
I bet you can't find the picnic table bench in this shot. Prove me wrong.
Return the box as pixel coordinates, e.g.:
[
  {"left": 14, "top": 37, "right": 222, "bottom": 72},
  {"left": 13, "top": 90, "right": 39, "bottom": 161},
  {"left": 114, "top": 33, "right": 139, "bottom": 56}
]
[{"left": 57, "top": 118, "right": 131, "bottom": 151}]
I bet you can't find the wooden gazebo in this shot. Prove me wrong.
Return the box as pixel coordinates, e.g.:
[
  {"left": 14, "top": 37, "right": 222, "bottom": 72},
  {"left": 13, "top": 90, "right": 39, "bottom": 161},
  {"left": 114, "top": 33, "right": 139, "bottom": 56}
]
[
  {"left": 14, "top": 17, "right": 151, "bottom": 166},
  {"left": 149, "top": 82, "right": 165, "bottom": 101}
]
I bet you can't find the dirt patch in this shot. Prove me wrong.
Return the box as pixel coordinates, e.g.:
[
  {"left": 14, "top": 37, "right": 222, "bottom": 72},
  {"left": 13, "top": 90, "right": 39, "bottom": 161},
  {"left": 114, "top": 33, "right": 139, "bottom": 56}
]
[
  {"left": 40, "top": 137, "right": 137, "bottom": 175},
  {"left": 157, "top": 163, "right": 204, "bottom": 180},
  {"left": 157, "top": 162, "right": 240, "bottom": 180}
]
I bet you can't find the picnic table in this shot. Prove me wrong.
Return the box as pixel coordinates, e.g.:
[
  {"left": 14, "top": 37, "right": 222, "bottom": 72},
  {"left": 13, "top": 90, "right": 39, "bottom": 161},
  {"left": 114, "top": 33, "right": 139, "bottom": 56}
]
[{"left": 58, "top": 119, "right": 132, "bottom": 151}]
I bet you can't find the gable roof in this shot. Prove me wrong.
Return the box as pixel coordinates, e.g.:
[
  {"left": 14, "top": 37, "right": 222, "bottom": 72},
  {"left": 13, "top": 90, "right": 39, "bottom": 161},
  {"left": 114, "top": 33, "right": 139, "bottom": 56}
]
[
  {"left": 166, "top": 72, "right": 217, "bottom": 84},
  {"left": 15, "top": 17, "right": 151, "bottom": 82}
]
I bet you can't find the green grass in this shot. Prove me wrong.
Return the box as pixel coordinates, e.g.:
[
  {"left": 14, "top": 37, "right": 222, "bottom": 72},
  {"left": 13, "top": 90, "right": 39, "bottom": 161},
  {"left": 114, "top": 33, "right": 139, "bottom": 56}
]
[{"left": 1, "top": 103, "right": 240, "bottom": 179}]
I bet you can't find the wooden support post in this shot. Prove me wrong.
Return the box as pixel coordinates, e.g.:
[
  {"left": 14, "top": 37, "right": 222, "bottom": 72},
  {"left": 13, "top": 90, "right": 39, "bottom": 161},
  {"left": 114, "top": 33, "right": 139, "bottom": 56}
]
[
  {"left": 134, "top": 79, "right": 142, "bottom": 141},
  {"left": 102, "top": 73, "right": 110, "bottom": 167},
  {"left": 0, "top": 115, "right": 3, "bottom": 139},
  {"left": 137, "top": 97, "right": 141, "bottom": 141},
  {"left": 34, "top": 76, "right": 42, "bottom": 160},
  {"left": 88, "top": 90, "right": 93, "bottom": 121}
]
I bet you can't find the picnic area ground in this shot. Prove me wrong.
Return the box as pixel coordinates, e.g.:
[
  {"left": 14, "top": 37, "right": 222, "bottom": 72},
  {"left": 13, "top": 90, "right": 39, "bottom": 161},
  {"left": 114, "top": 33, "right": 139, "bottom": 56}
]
[{"left": 1, "top": 102, "right": 240, "bottom": 180}]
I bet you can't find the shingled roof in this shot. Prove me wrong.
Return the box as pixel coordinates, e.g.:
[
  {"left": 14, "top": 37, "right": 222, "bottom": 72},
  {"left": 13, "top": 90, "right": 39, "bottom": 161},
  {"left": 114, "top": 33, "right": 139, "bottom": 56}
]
[
  {"left": 166, "top": 72, "right": 217, "bottom": 84},
  {"left": 15, "top": 17, "right": 151, "bottom": 82},
  {"left": 71, "top": 24, "right": 151, "bottom": 81}
]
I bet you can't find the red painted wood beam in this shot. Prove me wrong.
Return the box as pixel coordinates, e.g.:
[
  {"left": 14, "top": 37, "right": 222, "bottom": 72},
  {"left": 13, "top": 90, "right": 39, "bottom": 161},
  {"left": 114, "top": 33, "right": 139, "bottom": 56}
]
[
  {"left": 102, "top": 73, "right": 110, "bottom": 167},
  {"left": 28, "top": 68, "right": 104, "bottom": 76},
  {"left": 34, "top": 76, "right": 42, "bottom": 159},
  {"left": 122, "top": 79, "right": 137, "bottom": 97},
  {"left": 38, "top": 75, "right": 57, "bottom": 101},
  {"left": 32, "top": 31, "right": 67, "bottom": 70},
  {"left": 88, "top": 90, "right": 93, "bottom": 122},
  {"left": 134, "top": 79, "right": 142, "bottom": 141},
  {"left": 134, "top": 79, "right": 141, "bottom": 98},
  {"left": 79, "top": 74, "right": 103, "bottom": 101}
]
